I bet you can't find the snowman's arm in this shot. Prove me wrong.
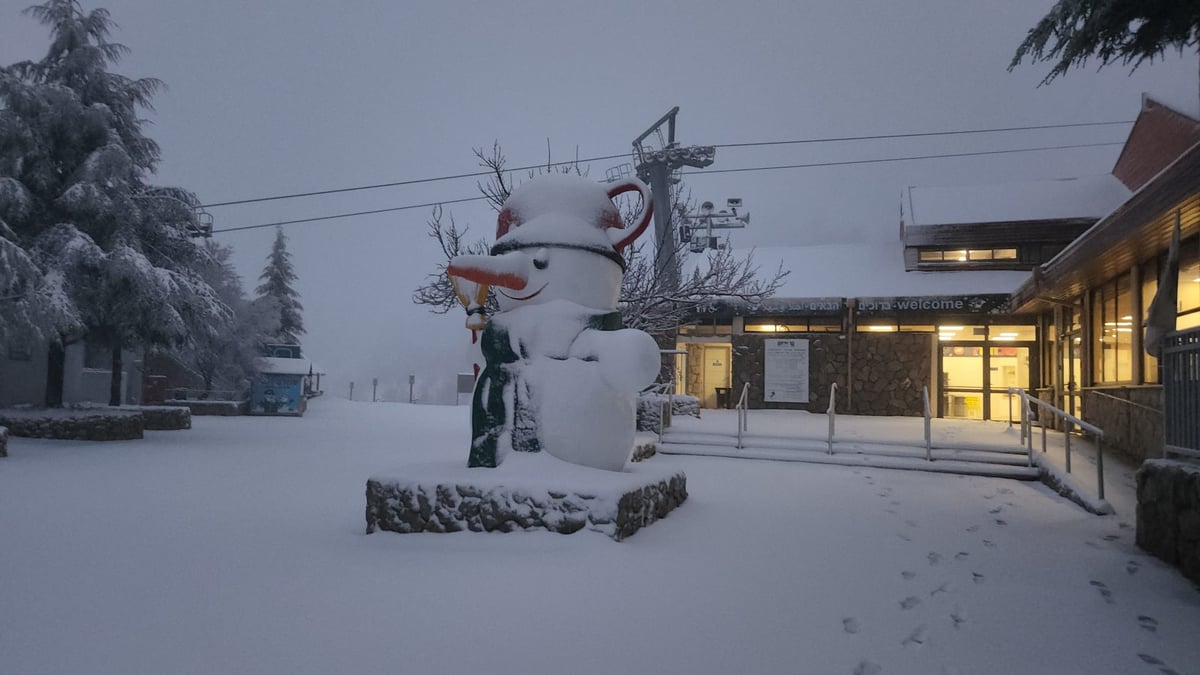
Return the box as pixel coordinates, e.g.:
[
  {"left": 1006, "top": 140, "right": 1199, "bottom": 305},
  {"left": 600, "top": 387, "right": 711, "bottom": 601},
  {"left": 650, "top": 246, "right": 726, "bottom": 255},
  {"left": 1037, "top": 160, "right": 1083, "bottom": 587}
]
[{"left": 569, "top": 328, "right": 661, "bottom": 392}]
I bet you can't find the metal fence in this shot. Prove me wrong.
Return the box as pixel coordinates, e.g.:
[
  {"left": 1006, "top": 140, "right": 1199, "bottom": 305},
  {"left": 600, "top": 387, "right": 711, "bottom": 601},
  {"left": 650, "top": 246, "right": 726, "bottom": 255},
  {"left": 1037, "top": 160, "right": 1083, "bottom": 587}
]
[{"left": 1162, "top": 327, "right": 1200, "bottom": 458}]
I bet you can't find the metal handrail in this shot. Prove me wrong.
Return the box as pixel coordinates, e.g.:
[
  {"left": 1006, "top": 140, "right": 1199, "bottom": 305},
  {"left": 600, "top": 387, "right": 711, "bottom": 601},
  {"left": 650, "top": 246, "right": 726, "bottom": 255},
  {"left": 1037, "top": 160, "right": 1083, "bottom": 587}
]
[
  {"left": 1084, "top": 389, "right": 1163, "bottom": 415},
  {"left": 1008, "top": 387, "right": 1106, "bottom": 500},
  {"left": 734, "top": 382, "right": 750, "bottom": 448},
  {"left": 827, "top": 382, "right": 838, "bottom": 455}
]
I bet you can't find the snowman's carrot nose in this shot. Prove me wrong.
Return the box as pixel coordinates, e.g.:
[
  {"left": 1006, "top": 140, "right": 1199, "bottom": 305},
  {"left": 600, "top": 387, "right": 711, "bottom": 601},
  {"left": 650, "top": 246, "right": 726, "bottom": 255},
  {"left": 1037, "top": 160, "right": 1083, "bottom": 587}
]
[{"left": 447, "top": 253, "right": 530, "bottom": 290}]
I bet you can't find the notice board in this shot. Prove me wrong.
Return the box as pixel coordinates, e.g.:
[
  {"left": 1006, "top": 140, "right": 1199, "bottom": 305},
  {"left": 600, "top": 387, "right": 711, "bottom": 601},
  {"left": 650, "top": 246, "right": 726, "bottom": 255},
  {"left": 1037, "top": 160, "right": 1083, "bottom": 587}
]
[{"left": 764, "top": 339, "right": 810, "bottom": 403}]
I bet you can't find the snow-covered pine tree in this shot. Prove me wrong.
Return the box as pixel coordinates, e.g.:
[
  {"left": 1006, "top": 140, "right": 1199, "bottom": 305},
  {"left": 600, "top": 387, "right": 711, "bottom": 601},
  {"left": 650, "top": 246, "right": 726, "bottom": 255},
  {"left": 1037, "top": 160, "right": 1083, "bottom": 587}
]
[
  {"left": 0, "top": 0, "right": 229, "bottom": 405},
  {"left": 1010, "top": 0, "right": 1200, "bottom": 85},
  {"left": 173, "top": 239, "right": 275, "bottom": 397},
  {"left": 256, "top": 227, "right": 305, "bottom": 345}
]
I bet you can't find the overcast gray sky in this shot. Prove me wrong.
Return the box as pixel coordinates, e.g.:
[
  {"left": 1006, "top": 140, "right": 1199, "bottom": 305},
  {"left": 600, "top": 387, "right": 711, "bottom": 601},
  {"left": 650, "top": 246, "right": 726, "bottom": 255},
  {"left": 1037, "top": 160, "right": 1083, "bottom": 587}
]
[{"left": 2, "top": 0, "right": 1197, "bottom": 402}]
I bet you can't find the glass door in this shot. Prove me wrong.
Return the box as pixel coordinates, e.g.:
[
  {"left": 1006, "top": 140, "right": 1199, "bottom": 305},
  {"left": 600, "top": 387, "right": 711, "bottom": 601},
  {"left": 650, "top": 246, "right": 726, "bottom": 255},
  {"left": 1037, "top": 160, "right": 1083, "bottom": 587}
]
[
  {"left": 987, "top": 346, "right": 1030, "bottom": 423},
  {"left": 941, "top": 344, "right": 985, "bottom": 419},
  {"left": 1064, "top": 334, "right": 1082, "bottom": 418}
]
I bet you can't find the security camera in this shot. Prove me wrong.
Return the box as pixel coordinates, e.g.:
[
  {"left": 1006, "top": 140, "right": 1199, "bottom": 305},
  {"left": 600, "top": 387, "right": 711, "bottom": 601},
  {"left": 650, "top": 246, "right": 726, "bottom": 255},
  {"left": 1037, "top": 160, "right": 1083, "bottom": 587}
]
[
  {"left": 700, "top": 201, "right": 714, "bottom": 215},
  {"left": 726, "top": 198, "right": 743, "bottom": 209}
]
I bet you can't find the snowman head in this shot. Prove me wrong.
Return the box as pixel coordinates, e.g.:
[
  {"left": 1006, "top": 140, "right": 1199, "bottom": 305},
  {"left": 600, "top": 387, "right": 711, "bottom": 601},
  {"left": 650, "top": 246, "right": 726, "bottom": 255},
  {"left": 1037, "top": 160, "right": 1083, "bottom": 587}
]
[{"left": 448, "top": 174, "right": 653, "bottom": 312}]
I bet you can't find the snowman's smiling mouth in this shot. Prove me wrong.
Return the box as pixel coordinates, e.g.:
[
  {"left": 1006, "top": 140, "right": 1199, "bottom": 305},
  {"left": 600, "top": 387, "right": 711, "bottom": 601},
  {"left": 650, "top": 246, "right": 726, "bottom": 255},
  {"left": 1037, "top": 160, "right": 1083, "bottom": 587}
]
[{"left": 498, "top": 282, "right": 548, "bottom": 301}]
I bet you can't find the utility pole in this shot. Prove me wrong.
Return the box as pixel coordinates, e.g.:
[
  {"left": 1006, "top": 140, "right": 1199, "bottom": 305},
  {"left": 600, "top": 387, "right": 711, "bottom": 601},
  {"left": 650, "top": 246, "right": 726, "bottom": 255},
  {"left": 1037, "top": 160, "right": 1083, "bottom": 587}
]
[
  {"left": 631, "top": 108, "right": 716, "bottom": 293},
  {"left": 408, "top": 374, "right": 415, "bottom": 404}
]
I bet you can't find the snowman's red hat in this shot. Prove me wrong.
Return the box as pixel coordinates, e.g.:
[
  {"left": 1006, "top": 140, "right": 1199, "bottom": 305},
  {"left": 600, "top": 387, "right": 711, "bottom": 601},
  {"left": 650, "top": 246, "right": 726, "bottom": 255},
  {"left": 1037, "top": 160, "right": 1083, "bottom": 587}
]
[{"left": 489, "top": 174, "right": 653, "bottom": 270}]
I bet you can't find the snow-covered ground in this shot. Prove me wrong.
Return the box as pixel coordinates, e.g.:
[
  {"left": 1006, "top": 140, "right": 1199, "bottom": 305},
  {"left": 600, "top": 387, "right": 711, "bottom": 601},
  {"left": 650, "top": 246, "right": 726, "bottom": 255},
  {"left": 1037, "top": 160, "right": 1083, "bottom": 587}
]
[{"left": 1, "top": 399, "right": 1198, "bottom": 675}]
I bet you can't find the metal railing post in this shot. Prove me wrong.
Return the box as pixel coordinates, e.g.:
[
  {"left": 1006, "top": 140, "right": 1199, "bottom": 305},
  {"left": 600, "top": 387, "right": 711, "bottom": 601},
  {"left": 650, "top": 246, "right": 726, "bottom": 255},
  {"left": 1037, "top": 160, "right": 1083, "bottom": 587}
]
[
  {"left": 1026, "top": 399, "right": 1034, "bottom": 455},
  {"left": 827, "top": 382, "right": 838, "bottom": 455},
  {"left": 1065, "top": 422, "right": 1072, "bottom": 474},
  {"left": 1096, "top": 437, "right": 1105, "bottom": 500},
  {"left": 923, "top": 385, "right": 932, "bottom": 462},
  {"left": 658, "top": 399, "right": 666, "bottom": 444}
]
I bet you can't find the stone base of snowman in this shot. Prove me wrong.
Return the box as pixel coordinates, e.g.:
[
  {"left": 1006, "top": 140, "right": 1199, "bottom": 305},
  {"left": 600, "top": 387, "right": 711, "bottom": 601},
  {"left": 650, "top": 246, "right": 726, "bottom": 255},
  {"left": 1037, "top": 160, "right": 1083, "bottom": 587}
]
[
  {"left": 365, "top": 174, "right": 687, "bottom": 541},
  {"left": 365, "top": 454, "right": 687, "bottom": 541}
]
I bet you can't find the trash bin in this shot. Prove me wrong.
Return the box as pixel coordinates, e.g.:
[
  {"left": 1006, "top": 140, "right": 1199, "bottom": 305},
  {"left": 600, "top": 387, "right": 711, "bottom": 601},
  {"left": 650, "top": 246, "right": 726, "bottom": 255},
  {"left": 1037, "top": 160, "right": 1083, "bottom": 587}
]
[{"left": 715, "top": 387, "right": 732, "bottom": 409}]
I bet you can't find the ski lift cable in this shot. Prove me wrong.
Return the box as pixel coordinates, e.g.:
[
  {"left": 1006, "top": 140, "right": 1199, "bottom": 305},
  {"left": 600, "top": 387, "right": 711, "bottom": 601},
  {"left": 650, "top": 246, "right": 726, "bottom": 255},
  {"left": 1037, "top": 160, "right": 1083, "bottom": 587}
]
[
  {"left": 198, "top": 120, "right": 1133, "bottom": 209},
  {"left": 211, "top": 141, "right": 1127, "bottom": 235},
  {"left": 682, "top": 141, "right": 1125, "bottom": 176}
]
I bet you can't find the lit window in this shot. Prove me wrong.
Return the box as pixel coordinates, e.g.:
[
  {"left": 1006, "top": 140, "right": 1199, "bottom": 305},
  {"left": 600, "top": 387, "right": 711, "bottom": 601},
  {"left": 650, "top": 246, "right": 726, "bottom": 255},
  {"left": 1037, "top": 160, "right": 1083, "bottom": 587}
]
[
  {"left": 968, "top": 250, "right": 993, "bottom": 261},
  {"left": 919, "top": 250, "right": 943, "bottom": 262}
]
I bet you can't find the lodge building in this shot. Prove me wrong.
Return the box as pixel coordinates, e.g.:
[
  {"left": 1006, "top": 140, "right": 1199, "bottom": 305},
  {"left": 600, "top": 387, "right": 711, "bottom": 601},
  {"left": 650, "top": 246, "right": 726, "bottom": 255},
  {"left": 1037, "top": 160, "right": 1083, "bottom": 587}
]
[{"left": 674, "top": 96, "right": 1200, "bottom": 462}]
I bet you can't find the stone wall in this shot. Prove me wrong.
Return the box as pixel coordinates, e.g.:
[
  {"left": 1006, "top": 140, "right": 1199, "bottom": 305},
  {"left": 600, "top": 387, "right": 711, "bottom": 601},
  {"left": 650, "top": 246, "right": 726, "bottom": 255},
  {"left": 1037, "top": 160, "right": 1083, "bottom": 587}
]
[
  {"left": 0, "top": 425, "right": 7, "bottom": 457},
  {"left": 848, "top": 333, "right": 931, "bottom": 417},
  {"left": 0, "top": 410, "right": 143, "bottom": 441},
  {"left": 163, "top": 400, "right": 245, "bottom": 416},
  {"left": 1083, "top": 387, "right": 1164, "bottom": 463},
  {"left": 365, "top": 472, "right": 688, "bottom": 541},
  {"left": 732, "top": 334, "right": 845, "bottom": 413},
  {"left": 1137, "top": 459, "right": 1200, "bottom": 583},
  {"left": 732, "top": 332, "right": 931, "bottom": 416},
  {"left": 139, "top": 406, "right": 192, "bottom": 431}
]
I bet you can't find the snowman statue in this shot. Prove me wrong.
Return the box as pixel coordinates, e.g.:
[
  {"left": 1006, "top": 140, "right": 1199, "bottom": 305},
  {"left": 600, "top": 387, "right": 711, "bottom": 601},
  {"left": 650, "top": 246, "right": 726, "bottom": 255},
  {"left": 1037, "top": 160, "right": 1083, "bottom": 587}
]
[{"left": 446, "top": 174, "right": 662, "bottom": 471}]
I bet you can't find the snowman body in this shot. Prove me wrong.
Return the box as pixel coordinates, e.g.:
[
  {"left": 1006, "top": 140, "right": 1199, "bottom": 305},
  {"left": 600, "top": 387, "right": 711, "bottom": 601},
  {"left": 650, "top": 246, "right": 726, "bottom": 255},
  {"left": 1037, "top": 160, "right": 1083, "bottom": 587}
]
[{"left": 449, "top": 175, "right": 659, "bottom": 471}]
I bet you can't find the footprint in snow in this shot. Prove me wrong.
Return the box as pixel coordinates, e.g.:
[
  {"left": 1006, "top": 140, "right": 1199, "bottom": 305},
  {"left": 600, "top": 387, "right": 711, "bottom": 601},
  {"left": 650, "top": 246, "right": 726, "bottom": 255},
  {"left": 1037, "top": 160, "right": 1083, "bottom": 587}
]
[
  {"left": 971, "top": 572, "right": 985, "bottom": 584},
  {"left": 901, "top": 624, "right": 928, "bottom": 648},
  {"left": 1137, "top": 615, "right": 1158, "bottom": 633},
  {"left": 900, "top": 595, "right": 922, "bottom": 610},
  {"left": 951, "top": 604, "right": 966, "bottom": 629},
  {"left": 1136, "top": 653, "right": 1183, "bottom": 675},
  {"left": 1127, "top": 560, "right": 1141, "bottom": 575},
  {"left": 1119, "top": 521, "right": 1132, "bottom": 530},
  {"left": 966, "top": 525, "right": 980, "bottom": 533},
  {"left": 1103, "top": 534, "right": 1120, "bottom": 542},
  {"left": 983, "top": 539, "right": 996, "bottom": 548},
  {"left": 852, "top": 660, "right": 882, "bottom": 675},
  {"left": 930, "top": 582, "right": 951, "bottom": 596},
  {"left": 901, "top": 570, "right": 917, "bottom": 580},
  {"left": 998, "top": 487, "right": 1013, "bottom": 495},
  {"left": 928, "top": 552, "right": 941, "bottom": 566},
  {"left": 842, "top": 617, "right": 861, "bottom": 634},
  {"left": 954, "top": 552, "right": 969, "bottom": 561},
  {"left": 994, "top": 519, "right": 1008, "bottom": 527},
  {"left": 886, "top": 508, "right": 897, "bottom": 515},
  {"left": 897, "top": 533, "right": 912, "bottom": 542},
  {"left": 905, "top": 519, "right": 918, "bottom": 528},
  {"left": 1090, "top": 580, "right": 1116, "bottom": 604},
  {"left": 988, "top": 506, "right": 1003, "bottom": 514}
]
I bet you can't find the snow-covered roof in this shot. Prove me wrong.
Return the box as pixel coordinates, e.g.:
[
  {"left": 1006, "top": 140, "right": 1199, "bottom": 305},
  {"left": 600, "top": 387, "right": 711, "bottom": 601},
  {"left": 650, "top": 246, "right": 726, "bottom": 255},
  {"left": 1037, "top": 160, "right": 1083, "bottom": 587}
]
[
  {"left": 259, "top": 357, "right": 322, "bottom": 376},
  {"left": 902, "top": 175, "right": 1131, "bottom": 227},
  {"left": 1145, "top": 90, "right": 1200, "bottom": 123},
  {"left": 744, "top": 242, "right": 1030, "bottom": 298}
]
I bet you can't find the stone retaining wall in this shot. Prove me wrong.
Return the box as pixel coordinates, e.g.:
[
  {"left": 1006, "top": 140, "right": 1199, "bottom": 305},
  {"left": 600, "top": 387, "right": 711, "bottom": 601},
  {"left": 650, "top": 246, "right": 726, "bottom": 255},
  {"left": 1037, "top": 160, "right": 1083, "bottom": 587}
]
[
  {"left": 1136, "top": 459, "right": 1200, "bottom": 583},
  {"left": 1083, "top": 387, "right": 1164, "bottom": 463},
  {"left": 0, "top": 410, "right": 143, "bottom": 441},
  {"left": 163, "top": 400, "right": 245, "bottom": 416},
  {"left": 139, "top": 406, "right": 192, "bottom": 430},
  {"left": 366, "top": 472, "right": 687, "bottom": 541}
]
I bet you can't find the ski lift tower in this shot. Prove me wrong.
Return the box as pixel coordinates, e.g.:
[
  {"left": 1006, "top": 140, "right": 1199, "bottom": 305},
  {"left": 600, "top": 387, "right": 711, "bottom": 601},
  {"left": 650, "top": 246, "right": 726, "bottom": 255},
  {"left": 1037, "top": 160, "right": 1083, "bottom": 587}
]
[{"left": 632, "top": 107, "right": 715, "bottom": 292}]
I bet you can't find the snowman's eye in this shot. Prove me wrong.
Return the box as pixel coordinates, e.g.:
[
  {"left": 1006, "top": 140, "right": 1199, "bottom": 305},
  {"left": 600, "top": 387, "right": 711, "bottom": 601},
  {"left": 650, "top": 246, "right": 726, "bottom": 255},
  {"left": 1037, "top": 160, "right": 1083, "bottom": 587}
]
[{"left": 533, "top": 258, "right": 548, "bottom": 270}]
